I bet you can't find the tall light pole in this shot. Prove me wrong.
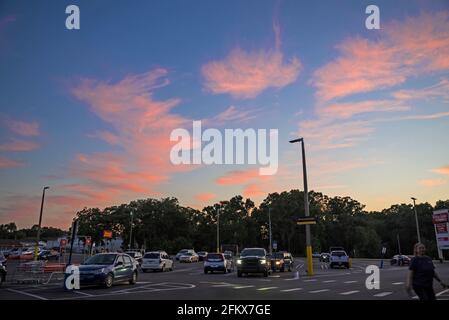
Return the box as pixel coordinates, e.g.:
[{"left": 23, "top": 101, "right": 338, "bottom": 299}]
[
  {"left": 411, "top": 197, "right": 421, "bottom": 243},
  {"left": 35, "top": 186, "right": 50, "bottom": 260},
  {"left": 216, "top": 207, "right": 220, "bottom": 253},
  {"left": 268, "top": 207, "right": 273, "bottom": 255},
  {"left": 290, "top": 137, "right": 313, "bottom": 276},
  {"left": 129, "top": 211, "right": 134, "bottom": 249}
]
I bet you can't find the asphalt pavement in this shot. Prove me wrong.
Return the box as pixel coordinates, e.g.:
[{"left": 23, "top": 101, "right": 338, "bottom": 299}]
[{"left": 1, "top": 258, "right": 449, "bottom": 300}]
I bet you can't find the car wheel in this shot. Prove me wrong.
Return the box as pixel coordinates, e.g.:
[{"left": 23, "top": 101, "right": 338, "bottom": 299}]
[
  {"left": 104, "top": 273, "right": 113, "bottom": 288},
  {"left": 129, "top": 271, "right": 137, "bottom": 285},
  {"left": 237, "top": 270, "right": 242, "bottom": 277}
]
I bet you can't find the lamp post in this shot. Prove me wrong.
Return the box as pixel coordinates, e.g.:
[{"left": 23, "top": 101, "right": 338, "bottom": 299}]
[
  {"left": 411, "top": 197, "right": 421, "bottom": 243},
  {"left": 268, "top": 207, "right": 273, "bottom": 255},
  {"left": 35, "top": 186, "right": 49, "bottom": 260},
  {"left": 129, "top": 211, "right": 134, "bottom": 249},
  {"left": 216, "top": 207, "right": 220, "bottom": 253},
  {"left": 290, "top": 137, "right": 313, "bottom": 276}
]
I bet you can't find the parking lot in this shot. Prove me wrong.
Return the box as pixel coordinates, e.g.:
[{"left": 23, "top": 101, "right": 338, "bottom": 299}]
[{"left": 2, "top": 258, "right": 449, "bottom": 300}]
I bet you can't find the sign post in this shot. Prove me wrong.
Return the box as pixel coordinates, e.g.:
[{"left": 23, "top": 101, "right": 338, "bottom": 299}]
[
  {"left": 67, "top": 219, "right": 78, "bottom": 266},
  {"left": 433, "top": 209, "right": 449, "bottom": 262},
  {"left": 272, "top": 240, "right": 277, "bottom": 252}
]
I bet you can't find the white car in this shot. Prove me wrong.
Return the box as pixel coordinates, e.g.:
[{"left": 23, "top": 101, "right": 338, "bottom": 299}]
[
  {"left": 204, "top": 253, "right": 233, "bottom": 274},
  {"left": 175, "top": 249, "right": 195, "bottom": 260},
  {"left": 179, "top": 252, "right": 199, "bottom": 263},
  {"left": 329, "top": 250, "right": 350, "bottom": 269},
  {"left": 141, "top": 251, "right": 174, "bottom": 272}
]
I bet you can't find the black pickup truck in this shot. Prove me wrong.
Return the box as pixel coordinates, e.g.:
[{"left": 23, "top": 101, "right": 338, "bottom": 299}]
[{"left": 236, "top": 248, "right": 272, "bottom": 277}]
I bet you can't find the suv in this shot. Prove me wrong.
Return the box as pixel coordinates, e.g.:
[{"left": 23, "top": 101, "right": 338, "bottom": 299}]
[
  {"left": 141, "top": 251, "right": 173, "bottom": 272},
  {"left": 329, "top": 250, "right": 350, "bottom": 269},
  {"left": 204, "top": 253, "right": 233, "bottom": 274},
  {"left": 236, "top": 248, "right": 271, "bottom": 277},
  {"left": 270, "top": 251, "right": 294, "bottom": 272}
]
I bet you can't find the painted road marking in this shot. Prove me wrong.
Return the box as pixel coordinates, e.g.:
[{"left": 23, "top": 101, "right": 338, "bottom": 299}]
[
  {"left": 344, "top": 280, "right": 358, "bottom": 284},
  {"left": 257, "top": 287, "right": 278, "bottom": 291},
  {"left": 233, "top": 285, "right": 255, "bottom": 289},
  {"left": 269, "top": 275, "right": 280, "bottom": 278},
  {"left": 211, "top": 284, "right": 234, "bottom": 287},
  {"left": 7, "top": 288, "right": 48, "bottom": 300},
  {"left": 374, "top": 292, "right": 393, "bottom": 297},
  {"left": 309, "top": 289, "right": 330, "bottom": 293},
  {"left": 72, "top": 291, "right": 93, "bottom": 297},
  {"left": 392, "top": 282, "right": 404, "bottom": 285},
  {"left": 340, "top": 290, "right": 360, "bottom": 295},
  {"left": 436, "top": 289, "right": 449, "bottom": 297},
  {"left": 303, "top": 279, "right": 317, "bottom": 282},
  {"left": 323, "top": 280, "right": 336, "bottom": 283},
  {"left": 281, "top": 288, "right": 303, "bottom": 292}
]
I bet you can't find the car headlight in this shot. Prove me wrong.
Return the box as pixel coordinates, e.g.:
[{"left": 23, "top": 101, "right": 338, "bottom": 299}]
[
  {"left": 275, "top": 261, "right": 280, "bottom": 265},
  {"left": 236, "top": 259, "right": 242, "bottom": 265},
  {"left": 94, "top": 268, "right": 105, "bottom": 274},
  {"left": 259, "top": 259, "right": 266, "bottom": 264}
]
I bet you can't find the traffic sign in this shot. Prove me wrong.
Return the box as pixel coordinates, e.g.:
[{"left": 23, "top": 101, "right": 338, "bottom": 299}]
[
  {"left": 85, "top": 237, "right": 91, "bottom": 246},
  {"left": 103, "top": 230, "right": 113, "bottom": 239},
  {"left": 296, "top": 217, "right": 317, "bottom": 225},
  {"left": 60, "top": 238, "right": 67, "bottom": 248},
  {"left": 272, "top": 240, "right": 277, "bottom": 251}
]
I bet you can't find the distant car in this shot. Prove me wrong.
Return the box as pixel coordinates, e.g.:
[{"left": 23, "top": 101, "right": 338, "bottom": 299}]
[
  {"left": 38, "top": 250, "right": 60, "bottom": 261},
  {"left": 176, "top": 249, "right": 195, "bottom": 261},
  {"left": 179, "top": 252, "right": 199, "bottom": 263},
  {"left": 0, "top": 261, "right": 6, "bottom": 287},
  {"left": 312, "top": 252, "right": 321, "bottom": 258},
  {"left": 125, "top": 251, "right": 143, "bottom": 265},
  {"left": 79, "top": 253, "right": 138, "bottom": 288},
  {"left": 329, "top": 250, "right": 350, "bottom": 269},
  {"left": 0, "top": 252, "right": 6, "bottom": 265},
  {"left": 390, "top": 255, "right": 411, "bottom": 266},
  {"left": 204, "top": 253, "right": 233, "bottom": 274},
  {"left": 270, "top": 251, "right": 294, "bottom": 272},
  {"left": 223, "top": 251, "right": 233, "bottom": 261},
  {"left": 141, "top": 251, "right": 174, "bottom": 272},
  {"left": 1, "top": 249, "right": 11, "bottom": 258},
  {"left": 197, "top": 251, "right": 208, "bottom": 261},
  {"left": 319, "top": 252, "right": 330, "bottom": 262},
  {"left": 236, "top": 248, "right": 271, "bottom": 277}
]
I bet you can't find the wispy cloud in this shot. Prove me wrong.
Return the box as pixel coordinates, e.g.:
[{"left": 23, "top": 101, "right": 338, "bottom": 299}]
[
  {"left": 392, "top": 78, "right": 449, "bottom": 102},
  {"left": 0, "top": 156, "right": 23, "bottom": 168},
  {"left": 0, "top": 139, "right": 39, "bottom": 152},
  {"left": 2, "top": 117, "right": 40, "bottom": 136},
  {"left": 418, "top": 178, "right": 447, "bottom": 187},
  {"left": 194, "top": 192, "right": 216, "bottom": 202},
  {"left": 431, "top": 166, "right": 449, "bottom": 175},
  {"left": 209, "top": 105, "right": 260, "bottom": 125}
]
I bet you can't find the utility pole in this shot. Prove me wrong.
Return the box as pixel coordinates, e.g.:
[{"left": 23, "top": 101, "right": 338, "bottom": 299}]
[
  {"left": 397, "top": 234, "right": 401, "bottom": 255},
  {"left": 35, "top": 186, "right": 49, "bottom": 260},
  {"left": 216, "top": 207, "right": 220, "bottom": 253},
  {"left": 268, "top": 207, "right": 273, "bottom": 255},
  {"left": 411, "top": 197, "right": 421, "bottom": 243},
  {"left": 129, "top": 211, "right": 134, "bottom": 249}
]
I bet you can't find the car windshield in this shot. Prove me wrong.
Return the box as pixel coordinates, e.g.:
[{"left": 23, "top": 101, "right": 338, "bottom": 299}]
[
  {"left": 144, "top": 253, "right": 160, "bottom": 259},
  {"left": 83, "top": 254, "right": 117, "bottom": 265},
  {"left": 241, "top": 249, "right": 265, "bottom": 257},
  {"left": 207, "top": 253, "right": 223, "bottom": 260},
  {"left": 331, "top": 251, "right": 346, "bottom": 256},
  {"left": 183, "top": 253, "right": 192, "bottom": 256}
]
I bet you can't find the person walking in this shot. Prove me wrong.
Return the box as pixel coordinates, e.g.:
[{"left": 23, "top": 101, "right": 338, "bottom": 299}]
[{"left": 406, "top": 243, "right": 447, "bottom": 300}]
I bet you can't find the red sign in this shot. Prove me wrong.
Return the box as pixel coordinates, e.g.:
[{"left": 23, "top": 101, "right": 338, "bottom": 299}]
[
  {"left": 85, "top": 237, "right": 92, "bottom": 246},
  {"left": 59, "top": 238, "right": 67, "bottom": 247},
  {"left": 436, "top": 223, "right": 448, "bottom": 234},
  {"left": 433, "top": 212, "right": 448, "bottom": 224},
  {"left": 103, "top": 230, "right": 113, "bottom": 239}
]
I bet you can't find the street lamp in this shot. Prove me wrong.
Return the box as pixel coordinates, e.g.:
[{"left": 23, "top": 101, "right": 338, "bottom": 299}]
[
  {"left": 268, "top": 207, "right": 273, "bottom": 255},
  {"left": 290, "top": 137, "right": 313, "bottom": 276},
  {"left": 35, "top": 186, "right": 50, "bottom": 260},
  {"left": 411, "top": 197, "right": 421, "bottom": 243},
  {"left": 216, "top": 207, "right": 221, "bottom": 253},
  {"left": 129, "top": 211, "right": 134, "bottom": 249}
]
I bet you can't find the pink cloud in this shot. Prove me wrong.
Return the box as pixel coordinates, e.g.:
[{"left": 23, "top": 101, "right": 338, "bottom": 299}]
[
  {"left": 320, "top": 100, "right": 410, "bottom": 119},
  {"left": 311, "top": 11, "right": 449, "bottom": 102},
  {"left": 0, "top": 139, "right": 39, "bottom": 152},
  {"left": 0, "top": 156, "right": 23, "bottom": 168},
  {"left": 211, "top": 105, "right": 260, "bottom": 125},
  {"left": 431, "top": 166, "right": 449, "bottom": 175},
  {"left": 194, "top": 193, "right": 216, "bottom": 202},
  {"left": 242, "top": 184, "right": 266, "bottom": 198},
  {"left": 87, "top": 130, "right": 121, "bottom": 145},
  {"left": 215, "top": 169, "right": 261, "bottom": 185},
  {"left": 392, "top": 78, "right": 449, "bottom": 101},
  {"left": 2, "top": 117, "right": 40, "bottom": 136},
  {"left": 418, "top": 178, "right": 447, "bottom": 187}
]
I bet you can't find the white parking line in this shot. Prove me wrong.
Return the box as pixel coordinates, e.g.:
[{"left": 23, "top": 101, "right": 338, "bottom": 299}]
[
  {"left": 257, "top": 287, "right": 278, "bottom": 291},
  {"left": 233, "top": 285, "right": 255, "bottom": 289},
  {"left": 284, "top": 272, "right": 300, "bottom": 280},
  {"left": 392, "top": 282, "right": 404, "bottom": 285},
  {"left": 269, "top": 275, "right": 280, "bottom": 278},
  {"left": 373, "top": 292, "right": 393, "bottom": 297},
  {"left": 211, "top": 284, "right": 234, "bottom": 287},
  {"left": 72, "top": 291, "right": 93, "bottom": 297},
  {"left": 344, "top": 280, "right": 358, "bottom": 284},
  {"left": 7, "top": 288, "right": 48, "bottom": 300},
  {"left": 303, "top": 279, "right": 317, "bottom": 282},
  {"left": 309, "top": 289, "right": 330, "bottom": 293},
  {"left": 323, "top": 280, "right": 336, "bottom": 283},
  {"left": 339, "top": 290, "right": 359, "bottom": 295},
  {"left": 436, "top": 288, "right": 449, "bottom": 296},
  {"left": 281, "top": 288, "right": 303, "bottom": 292}
]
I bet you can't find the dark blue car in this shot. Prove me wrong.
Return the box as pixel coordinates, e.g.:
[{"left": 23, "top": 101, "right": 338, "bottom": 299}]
[{"left": 79, "top": 253, "right": 138, "bottom": 288}]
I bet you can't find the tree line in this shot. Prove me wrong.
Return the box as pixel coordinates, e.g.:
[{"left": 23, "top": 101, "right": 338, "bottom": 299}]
[{"left": 1, "top": 190, "right": 447, "bottom": 258}]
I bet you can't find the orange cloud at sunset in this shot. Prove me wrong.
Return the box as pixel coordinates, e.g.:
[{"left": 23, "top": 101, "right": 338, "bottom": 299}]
[
  {"left": 0, "top": 139, "right": 39, "bottom": 152},
  {"left": 418, "top": 178, "right": 447, "bottom": 187},
  {"left": 3, "top": 117, "right": 40, "bottom": 136},
  {"left": 431, "top": 166, "right": 449, "bottom": 175},
  {"left": 0, "top": 156, "right": 22, "bottom": 168},
  {"left": 194, "top": 193, "right": 216, "bottom": 202}
]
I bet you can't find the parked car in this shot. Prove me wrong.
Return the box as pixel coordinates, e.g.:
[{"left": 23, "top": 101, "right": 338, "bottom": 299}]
[
  {"left": 0, "top": 261, "right": 6, "bottom": 287},
  {"left": 236, "top": 248, "right": 271, "bottom": 277},
  {"left": 223, "top": 251, "right": 233, "bottom": 261},
  {"left": 329, "top": 250, "right": 350, "bottom": 269},
  {"left": 176, "top": 249, "right": 195, "bottom": 261},
  {"left": 179, "top": 252, "right": 199, "bottom": 263},
  {"left": 79, "top": 253, "right": 138, "bottom": 288},
  {"left": 1, "top": 249, "right": 11, "bottom": 258},
  {"left": 204, "top": 253, "right": 233, "bottom": 274},
  {"left": 141, "top": 251, "right": 174, "bottom": 272},
  {"left": 38, "top": 249, "right": 60, "bottom": 261},
  {"left": 0, "top": 252, "right": 6, "bottom": 265},
  {"left": 125, "top": 251, "right": 143, "bottom": 265},
  {"left": 270, "top": 251, "right": 294, "bottom": 272},
  {"left": 390, "top": 254, "right": 411, "bottom": 266},
  {"left": 319, "top": 252, "right": 330, "bottom": 262},
  {"left": 197, "top": 251, "right": 208, "bottom": 261}
]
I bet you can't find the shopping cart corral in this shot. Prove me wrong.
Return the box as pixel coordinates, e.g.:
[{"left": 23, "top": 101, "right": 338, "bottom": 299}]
[{"left": 6, "top": 260, "right": 66, "bottom": 285}]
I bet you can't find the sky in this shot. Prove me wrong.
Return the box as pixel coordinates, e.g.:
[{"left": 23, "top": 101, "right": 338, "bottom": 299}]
[{"left": 0, "top": 0, "right": 448, "bottom": 229}]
